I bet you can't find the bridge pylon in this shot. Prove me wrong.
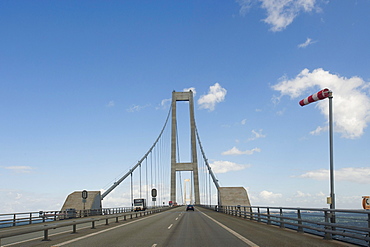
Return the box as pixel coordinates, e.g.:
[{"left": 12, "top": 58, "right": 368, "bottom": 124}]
[{"left": 171, "top": 91, "right": 200, "bottom": 205}]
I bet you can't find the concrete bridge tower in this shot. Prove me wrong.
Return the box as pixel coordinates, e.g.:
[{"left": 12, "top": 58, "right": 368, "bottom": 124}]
[{"left": 170, "top": 91, "right": 200, "bottom": 205}]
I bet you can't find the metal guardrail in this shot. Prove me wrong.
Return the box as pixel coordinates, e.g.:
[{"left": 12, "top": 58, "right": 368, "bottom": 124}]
[
  {"left": 203, "top": 205, "right": 370, "bottom": 246},
  {"left": 0, "top": 207, "right": 155, "bottom": 228},
  {"left": 0, "top": 207, "right": 170, "bottom": 245}
]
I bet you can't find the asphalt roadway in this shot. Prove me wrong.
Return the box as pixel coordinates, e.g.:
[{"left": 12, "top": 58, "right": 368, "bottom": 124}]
[{"left": 1, "top": 206, "right": 357, "bottom": 247}]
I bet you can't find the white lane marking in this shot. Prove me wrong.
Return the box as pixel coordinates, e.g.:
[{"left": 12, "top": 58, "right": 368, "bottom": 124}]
[
  {"left": 175, "top": 217, "right": 178, "bottom": 220},
  {"left": 51, "top": 213, "right": 161, "bottom": 247},
  {"left": 200, "top": 211, "right": 259, "bottom": 247},
  {"left": 151, "top": 244, "right": 157, "bottom": 247},
  {"left": 168, "top": 224, "right": 173, "bottom": 229}
]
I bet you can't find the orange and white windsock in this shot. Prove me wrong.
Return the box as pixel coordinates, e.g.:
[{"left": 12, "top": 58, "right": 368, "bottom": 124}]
[{"left": 299, "top": 88, "right": 331, "bottom": 106}]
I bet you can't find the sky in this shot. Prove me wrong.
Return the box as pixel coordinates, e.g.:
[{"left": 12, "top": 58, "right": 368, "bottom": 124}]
[{"left": 1, "top": 0, "right": 370, "bottom": 213}]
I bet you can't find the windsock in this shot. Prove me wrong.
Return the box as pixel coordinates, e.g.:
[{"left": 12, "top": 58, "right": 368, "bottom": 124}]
[{"left": 299, "top": 88, "right": 331, "bottom": 106}]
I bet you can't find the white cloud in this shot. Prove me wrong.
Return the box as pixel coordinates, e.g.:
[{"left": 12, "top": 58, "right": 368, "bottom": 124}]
[
  {"left": 298, "top": 167, "right": 370, "bottom": 184},
  {"left": 241, "top": 119, "right": 247, "bottom": 125},
  {"left": 249, "top": 189, "right": 328, "bottom": 207},
  {"left": 126, "top": 104, "right": 150, "bottom": 112},
  {"left": 261, "top": 0, "right": 318, "bottom": 31},
  {"left": 236, "top": 0, "right": 254, "bottom": 15},
  {"left": 259, "top": 190, "right": 283, "bottom": 200},
  {"left": 222, "top": 147, "right": 261, "bottom": 155},
  {"left": 249, "top": 189, "right": 364, "bottom": 208},
  {"left": 276, "top": 109, "right": 285, "bottom": 116},
  {"left": 157, "top": 98, "right": 171, "bottom": 110},
  {"left": 183, "top": 87, "right": 197, "bottom": 96},
  {"left": 100, "top": 188, "right": 132, "bottom": 208},
  {"left": 298, "top": 169, "right": 328, "bottom": 180},
  {"left": 309, "top": 125, "right": 327, "bottom": 135},
  {"left": 272, "top": 68, "right": 370, "bottom": 139},
  {"left": 209, "top": 160, "right": 251, "bottom": 173},
  {"left": 0, "top": 189, "right": 63, "bottom": 213},
  {"left": 298, "top": 38, "right": 316, "bottom": 48},
  {"left": 106, "top": 100, "right": 115, "bottom": 107},
  {"left": 316, "top": 191, "right": 325, "bottom": 197},
  {"left": 294, "top": 190, "right": 311, "bottom": 197},
  {"left": 198, "top": 83, "right": 227, "bottom": 111},
  {"left": 237, "top": 0, "right": 320, "bottom": 32},
  {"left": 4, "top": 166, "right": 34, "bottom": 173},
  {"left": 248, "top": 129, "right": 266, "bottom": 141}
]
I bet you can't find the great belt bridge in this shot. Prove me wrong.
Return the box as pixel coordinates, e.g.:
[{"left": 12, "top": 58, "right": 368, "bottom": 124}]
[{"left": 0, "top": 91, "right": 368, "bottom": 247}]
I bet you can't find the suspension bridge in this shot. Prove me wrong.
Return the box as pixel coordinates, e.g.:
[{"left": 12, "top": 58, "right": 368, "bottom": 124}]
[
  {"left": 60, "top": 90, "right": 251, "bottom": 212},
  {"left": 0, "top": 91, "right": 369, "bottom": 246}
]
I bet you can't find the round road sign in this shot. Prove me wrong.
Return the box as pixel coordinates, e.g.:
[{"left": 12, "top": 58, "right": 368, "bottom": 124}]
[{"left": 362, "top": 196, "right": 370, "bottom": 210}]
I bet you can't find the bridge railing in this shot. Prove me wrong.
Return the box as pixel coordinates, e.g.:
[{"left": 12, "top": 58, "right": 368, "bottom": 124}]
[
  {"left": 0, "top": 206, "right": 165, "bottom": 229},
  {"left": 202, "top": 205, "right": 370, "bottom": 246},
  {"left": 0, "top": 207, "right": 170, "bottom": 245}
]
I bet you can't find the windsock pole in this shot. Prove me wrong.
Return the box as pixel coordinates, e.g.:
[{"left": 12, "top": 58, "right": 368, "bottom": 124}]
[
  {"left": 300, "top": 89, "right": 335, "bottom": 210},
  {"left": 328, "top": 91, "right": 335, "bottom": 210}
]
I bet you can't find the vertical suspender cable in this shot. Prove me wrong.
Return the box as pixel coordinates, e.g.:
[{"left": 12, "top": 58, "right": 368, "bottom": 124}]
[
  {"left": 153, "top": 147, "right": 155, "bottom": 191},
  {"left": 130, "top": 173, "right": 133, "bottom": 208},
  {"left": 155, "top": 145, "right": 158, "bottom": 207},
  {"left": 159, "top": 137, "right": 163, "bottom": 205},
  {"left": 204, "top": 157, "right": 207, "bottom": 205},
  {"left": 139, "top": 164, "right": 142, "bottom": 198},
  {"left": 146, "top": 158, "right": 148, "bottom": 203},
  {"left": 209, "top": 173, "right": 211, "bottom": 205},
  {"left": 150, "top": 152, "right": 153, "bottom": 190}
]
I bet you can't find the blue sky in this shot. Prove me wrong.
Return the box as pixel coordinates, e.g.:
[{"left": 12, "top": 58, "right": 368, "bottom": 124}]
[{"left": 1, "top": 0, "right": 370, "bottom": 213}]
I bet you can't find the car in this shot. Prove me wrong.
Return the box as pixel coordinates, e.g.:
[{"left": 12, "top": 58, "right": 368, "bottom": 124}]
[{"left": 186, "top": 205, "right": 194, "bottom": 211}]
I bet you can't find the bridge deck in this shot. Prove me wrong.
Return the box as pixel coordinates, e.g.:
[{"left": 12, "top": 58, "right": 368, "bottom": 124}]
[{"left": 1, "top": 206, "right": 357, "bottom": 247}]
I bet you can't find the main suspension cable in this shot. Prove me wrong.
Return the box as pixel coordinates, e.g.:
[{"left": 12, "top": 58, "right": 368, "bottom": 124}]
[{"left": 101, "top": 106, "right": 172, "bottom": 200}]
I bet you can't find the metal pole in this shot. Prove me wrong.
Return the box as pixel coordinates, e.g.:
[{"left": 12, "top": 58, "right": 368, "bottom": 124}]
[{"left": 328, "top": 92, "right": 335, "bottom": 210}]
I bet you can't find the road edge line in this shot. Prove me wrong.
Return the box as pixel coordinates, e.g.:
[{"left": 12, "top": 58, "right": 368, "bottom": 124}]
[{"left": 199, "top": 211, "right": 259, "bottom": 247}]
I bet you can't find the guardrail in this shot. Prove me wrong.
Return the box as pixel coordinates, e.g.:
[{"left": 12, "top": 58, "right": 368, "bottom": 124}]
[
  {"left": 0, "top": 207, "right": 170, "bottom": 245},
  {"left": 0, "top": 206, "right": 157, "bottom": 228},
  {"left": 203, "top": 205, "right": 370, "bottom": 246}
]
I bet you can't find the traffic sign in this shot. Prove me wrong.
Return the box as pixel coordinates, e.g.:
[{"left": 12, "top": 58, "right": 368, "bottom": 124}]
[
  {"left": 362, "top": 196, "right": 370, "bottom": 210},
  {"left": 151, "top": 188, "right": 157, "bottom": 198},
  {"left": 82, "top": 190, "right": 88, "bottom": 199}
]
